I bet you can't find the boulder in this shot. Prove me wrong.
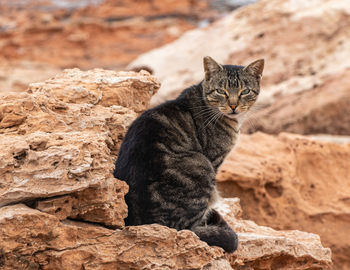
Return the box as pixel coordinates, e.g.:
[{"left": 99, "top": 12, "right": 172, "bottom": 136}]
[
  {"left": 0, "top": 200, "right": 331, "bottom": 270},
  {"left": 129, "top": 0, "right": 350, "bottom": 107},
  {"left": 217, "top": 199, "right": 332, "bottom": 269},
  {"left": 0, "top": 69, "right": 159, "bottom": 227},
  {"left": 217, "top": 132, "right": 350, "bottom": 269},
  {"left": 0, "top": 204, "right": 229, "bottom": 270}
]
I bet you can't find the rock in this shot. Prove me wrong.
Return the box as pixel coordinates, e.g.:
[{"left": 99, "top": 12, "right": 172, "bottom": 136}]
[
  {"left": 29, "top": 68, "right": 160, "bottom": 113},
  {"left": 129, "top": 0, "right": 350, "bottom": 107},
  {"left": 0, "top": 204, "right": 229, "bottom": 270},
  {"left": 217, "top": 132, "right": 350, "bottom": 269},
  {"left": 0, "top": 68, "right": 159, "bottom": 227},
  {"left": 0, "top": 200, "right": 331, "bottom": 270},
  {"left": 243, "top": 69, "right": 350, "bottom": 135},
  {"left": 217, "top": 199, "right": 332, "bottom": 269}
]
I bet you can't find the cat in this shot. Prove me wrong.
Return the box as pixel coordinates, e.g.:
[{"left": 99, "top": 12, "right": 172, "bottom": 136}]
[{"left": 114, "top": 56, "right": 264, "bottom": 252}]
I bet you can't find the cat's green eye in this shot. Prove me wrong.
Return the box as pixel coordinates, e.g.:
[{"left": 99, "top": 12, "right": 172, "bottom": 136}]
[
  {"left": 241, "top": 89, "right": 250, "bottom": 95},
  {"left": 216, "top": 89, "right": 227, "bottom": 95}
]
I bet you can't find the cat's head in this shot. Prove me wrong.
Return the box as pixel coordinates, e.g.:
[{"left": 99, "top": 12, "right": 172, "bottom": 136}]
[{"left": 201, "top": 56, "right": 264, "bottom": 118}]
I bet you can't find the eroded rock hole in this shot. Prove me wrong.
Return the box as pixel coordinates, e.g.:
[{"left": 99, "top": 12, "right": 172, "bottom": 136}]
[
  {"left": 13, "top": 150, "right": 27, "bottom": 166},
  {"left": 265, "top": 182, "right": 283, "bottom": 198}
]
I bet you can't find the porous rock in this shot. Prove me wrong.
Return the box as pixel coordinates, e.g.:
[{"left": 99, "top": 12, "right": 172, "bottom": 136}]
[
  {"left": 217, "top": 132, "right": 350, "bottom": 269},
  {"left": 0, "top": 204, "right": 229, "bottom": 270},
  {"left": 217, "top": 199, "right": 332, "bottom": 269},
  {"left": 0, "top": 68, "right": 159, "bottom": 227}
]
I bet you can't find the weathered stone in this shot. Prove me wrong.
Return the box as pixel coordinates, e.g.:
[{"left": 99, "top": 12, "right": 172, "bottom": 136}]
[
  {"left": 0, "top": 69, "right": 159, "bottom": 227},
  {"left": 217, "top": 199, "right": 332, "bottom": 269},
  {"left": 0, "top": 200, "right": 332, "bottom": 270},
  {"left": 217, "top": 133, "right": 350, "bottom": 269},
  {"left": 0, "top": 204, "right": 228, "bottom": 270},
  {"left": 28, "top": 69, "right": 160, "bottom": 113}
]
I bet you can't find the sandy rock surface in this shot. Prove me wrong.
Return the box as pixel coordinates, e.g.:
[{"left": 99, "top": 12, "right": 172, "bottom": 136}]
[
  {"left": 217, "top": 132, "right": 350, "bottom": 269},
  {"left": 0, "top": 69, "right": 332, "bottom": 269},
  {"left": 0, "top": 69, "right": 158, "bottom": 227},
  {"left": 218, "top": 199, "right": 332, "bottom": 269},
  {"left": 129, "top": 0, "right": 350, "bottom": 108},
  {"left": 0, "top": 204, "right": 228, "bottom": 270}
]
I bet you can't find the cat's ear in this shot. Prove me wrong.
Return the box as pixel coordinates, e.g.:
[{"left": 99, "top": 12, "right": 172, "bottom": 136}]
[
  {"left": 203, "top": 56, "right": 223, "bottom": 80},
  {"left": 244, "top": 59, "right": 264, "bottom": 79}
]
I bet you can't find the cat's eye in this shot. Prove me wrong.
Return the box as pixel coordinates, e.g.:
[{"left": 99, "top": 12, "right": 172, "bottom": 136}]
[
  {"left": 216, "top": 89, "right": 227, "bottom": 95},
  {"left": 241, "top": 89, "right": 250, "bottom": 95}
]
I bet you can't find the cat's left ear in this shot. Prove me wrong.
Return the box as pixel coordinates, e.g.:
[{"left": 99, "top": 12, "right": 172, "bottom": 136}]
[
  {"left": 244, "top": 59, "right": 264, "bottom": 79},
  {"left": 203, "top": 56, "right": 223, "bottom": 80}
]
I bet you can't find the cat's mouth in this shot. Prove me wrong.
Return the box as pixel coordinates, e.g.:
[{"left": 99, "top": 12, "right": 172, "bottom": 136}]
[{"left": 226, "top": 112, "right": 239, "bottom": 119}]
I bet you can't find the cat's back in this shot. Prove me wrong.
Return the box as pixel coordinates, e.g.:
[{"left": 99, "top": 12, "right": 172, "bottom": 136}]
[{"left": 115, "top": 87, "right": 198, "bottom": 178}]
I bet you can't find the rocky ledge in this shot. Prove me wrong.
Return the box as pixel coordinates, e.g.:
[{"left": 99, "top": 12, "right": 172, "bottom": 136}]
[{"left": 0, "top": 69, "right": 331, "bottom": 269}]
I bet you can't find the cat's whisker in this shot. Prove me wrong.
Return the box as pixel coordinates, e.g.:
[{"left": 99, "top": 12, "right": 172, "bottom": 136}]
[{"left": 201, "top": 111, "right": 223, "bottom": 130}]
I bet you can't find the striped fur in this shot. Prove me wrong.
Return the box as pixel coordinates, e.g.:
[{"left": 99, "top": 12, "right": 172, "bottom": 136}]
[{"left": 114, "top": 56, "right": 264, "bottom": 253}]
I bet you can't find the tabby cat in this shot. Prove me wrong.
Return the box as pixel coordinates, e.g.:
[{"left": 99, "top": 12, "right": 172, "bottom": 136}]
[{"left": 114, "top": 56, "right": 264, "bottom": 252}]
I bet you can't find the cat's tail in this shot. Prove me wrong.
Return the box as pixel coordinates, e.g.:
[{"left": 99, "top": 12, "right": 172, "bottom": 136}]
[{"left": 192, "top": 210, "right": 238, "bottom": 253}]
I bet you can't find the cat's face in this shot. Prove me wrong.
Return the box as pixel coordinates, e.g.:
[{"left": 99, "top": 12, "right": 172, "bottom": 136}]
[{"left": 202, "top": 56, "right": 264, "bottom": 118}]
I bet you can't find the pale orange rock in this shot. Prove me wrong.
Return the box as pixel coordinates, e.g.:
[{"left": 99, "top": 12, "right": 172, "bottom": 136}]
[
  {"left": 0, "top": 69, "right": 159, "bottom": 227},
  {"left": 217, "top": 199, "right": 332, "bottom": 269},
  {"left": 28, "top": 69, "right": 160, "bottom": 113},
  {"left": 0, "top": 200, "right": 332, "bottom": 270},
  {"left": 129, "top": 0, "right": 350, "bottom": 107},
  {"left": 217, "top": 132, "right": 350, "bottom": 269},
  {"left": 0, "top": 204, "right": 230, "bottom": 270}
]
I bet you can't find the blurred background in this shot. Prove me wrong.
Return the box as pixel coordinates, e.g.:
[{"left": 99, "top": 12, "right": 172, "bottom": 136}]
[
  {"left": 0, "top": 0, "right": 253, "bottom": 92},
  {"left": 1, "top": 0, "right": 349, "bottom": 269}
]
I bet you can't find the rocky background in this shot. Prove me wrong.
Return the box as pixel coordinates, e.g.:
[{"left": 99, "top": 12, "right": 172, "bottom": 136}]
[{"left": 0, "top": 0, "right": 349, "bottom": 269}]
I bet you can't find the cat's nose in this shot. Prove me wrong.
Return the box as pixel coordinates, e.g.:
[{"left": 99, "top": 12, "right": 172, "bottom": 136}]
[{"left": 230, "top": 105, "right": 237, "bottom": 112}]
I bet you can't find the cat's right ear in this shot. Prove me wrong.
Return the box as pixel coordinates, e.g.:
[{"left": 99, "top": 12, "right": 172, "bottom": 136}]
[{"left": 203, "top": 56, "right": 223, "bottom": 80}]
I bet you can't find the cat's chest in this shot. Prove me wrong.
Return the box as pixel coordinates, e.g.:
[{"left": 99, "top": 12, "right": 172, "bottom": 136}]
[{"left": 203, "top": 123, "right": 239, "bottom": 167}]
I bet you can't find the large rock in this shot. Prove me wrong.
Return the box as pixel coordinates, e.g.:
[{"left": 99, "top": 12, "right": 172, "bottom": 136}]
[
  {"left": 243, "top": 69, "right": 350, "bottom": 135},
  {"left": 0, "top": 200, "right": 331, "bottom": 270},
  {"left": 217, "top": 199, "right": 332, "bottom": 269},
  {"left": 0, "top": 204, "right": 229, "bottom": 270},
  {"left": 217, "top": 132, "right": 350, "bottom": 269},
  {"left": 0, "top": 69, "right": 159, "bottom": 227},
  {"left": 129, "top": 0, "right": 350, "bottom": 107}
]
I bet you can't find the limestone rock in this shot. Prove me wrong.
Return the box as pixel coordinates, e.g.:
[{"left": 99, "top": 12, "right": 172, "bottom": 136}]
[
  {"left": 217, "top": 132, "right": 350, "bottom": 269},
  {"left": 0, "top": 68, "right": 159, "bottom": 227},
  {"left": 29, "top": 68, "right": 160, "bottom": 113},
  {"left": 217, "top": 199, "right": 332, "bottom": 269},
  {"left": 129, "top": 0, "right": 350, "bottom": 107},
  {"left": 0, "top": 200, "right": 332, "bottom": 270},
  {"left": 0, "top": 204, "right": 229, "bottom": 270}
]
